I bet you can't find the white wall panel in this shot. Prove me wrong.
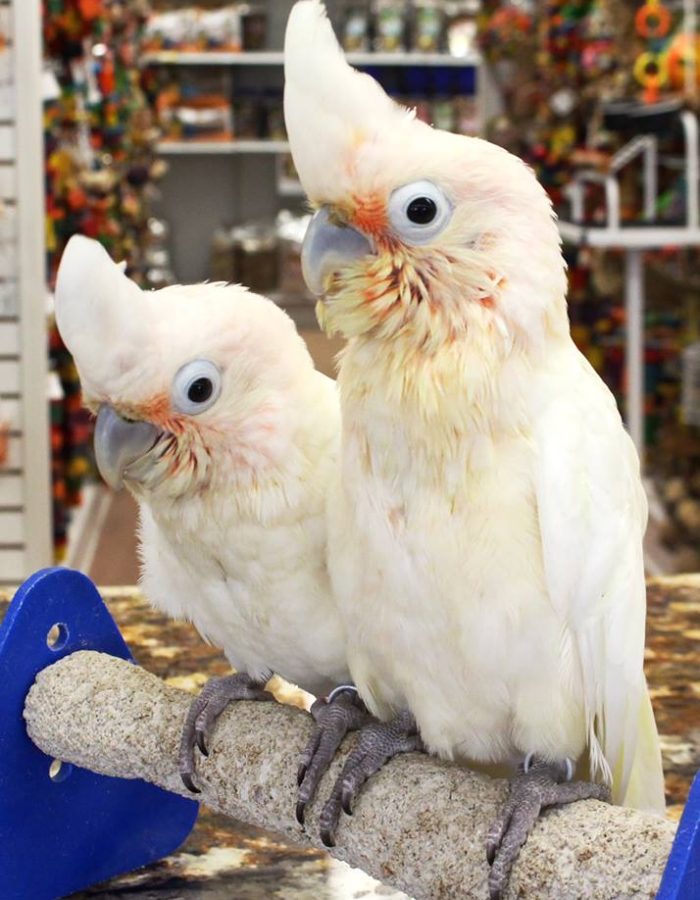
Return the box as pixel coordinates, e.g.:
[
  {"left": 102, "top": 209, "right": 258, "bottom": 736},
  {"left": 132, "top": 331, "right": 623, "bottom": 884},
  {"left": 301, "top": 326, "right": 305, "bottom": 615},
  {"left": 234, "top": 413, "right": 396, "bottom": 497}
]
[
  {"left": 0, "top": 279, "right": 17, "bottom": 315},
  {"left": 0, "top": 509, "right": 24, "bottom": 542},
  {"left": 0, "top": 548, "right": 27, "bottom": 585},
  {"left": 0, "top": 473, "right": 23, "bottom": 505},
  {"left": 0, "top": 0, "right": 51, "bottom": 583},
  {"left": 0, "top": 47, "right": 11, "bottom": 89},
  {"left": 0, "top": 358, "right": 19, "bottom": 392},
  {"left": 0, "top": 199, "right": 15, "bottom": 237},
  {"left": 2, "top": 397, "right": 21, "bottom": 430},
  {"left": 3, "top": 435, "right": 23, "bottom": 468},
  {"left": 0, "top": 7, "right": 12, "bottom": 40},
  {"left": 0, "top": 124, "right": 13, "bottom": 159},
  {"left": 0, "top": 243, "right": 16, "bottom": 277},
  {"left": 0, "top": 320, "right": 18, "bottom": 353},
  {"left": 0, "top": 85, "right": 12, "bottom": 121},
  {"left": 0, "top": 164, "right": 16, "bottom": 200}
]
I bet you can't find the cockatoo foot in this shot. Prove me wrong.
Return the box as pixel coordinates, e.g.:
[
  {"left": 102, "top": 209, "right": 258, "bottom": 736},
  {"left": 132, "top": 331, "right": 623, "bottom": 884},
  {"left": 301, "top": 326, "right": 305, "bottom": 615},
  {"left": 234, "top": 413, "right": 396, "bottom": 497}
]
[
  {"left": 296, "top": 686, "right": 369, "bottom": 826},
  {"left": 179, "top": 672, "right": 274, "bottom": 793},
  {"left": 485, "top": 756, "right": 611, "bottom": 900},
  {"left": 318, "top": 710, "right": 424, "bottom": 847}
]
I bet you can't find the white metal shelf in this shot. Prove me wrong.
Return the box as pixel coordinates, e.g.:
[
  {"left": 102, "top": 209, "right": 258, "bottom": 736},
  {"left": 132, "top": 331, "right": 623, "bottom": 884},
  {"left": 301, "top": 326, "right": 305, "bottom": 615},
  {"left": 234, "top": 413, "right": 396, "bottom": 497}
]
[
  {"left": 277, "top": 177, "right": 304, "bottom": 197},
  {"left": 557, "top": 217, "right": 700, "bottom": 458},
  {"left": 558, "top": 220, "right": 700, "bottom": 249},
  {"left": 142, "top": 50, "right": 481, "bottom": 67},
  {"left": 558, "top": 106, "right": 700, "bottom": 458},
  {"left": 158, "top": 139, "right": 290, "bottom": 155}
]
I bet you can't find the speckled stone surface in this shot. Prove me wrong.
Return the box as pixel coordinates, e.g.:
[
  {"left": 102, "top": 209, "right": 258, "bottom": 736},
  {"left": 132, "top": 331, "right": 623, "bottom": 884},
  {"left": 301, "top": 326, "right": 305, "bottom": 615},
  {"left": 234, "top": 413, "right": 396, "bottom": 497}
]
[
  {"left": 25, "top": 651, "right": 675, "bottom": 900},
  {"left": 2, "top": 576, "right": 698, "bottom": 897}
]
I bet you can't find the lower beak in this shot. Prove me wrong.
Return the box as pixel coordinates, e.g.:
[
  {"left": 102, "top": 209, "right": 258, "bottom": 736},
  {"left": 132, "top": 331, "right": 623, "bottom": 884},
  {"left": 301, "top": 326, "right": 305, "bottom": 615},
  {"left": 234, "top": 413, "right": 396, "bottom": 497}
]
[
  {"left": 302, "top": 206, "right": 374, "bottom": 297},
  {"left": 94, "top": 404, "right": 160, "bottom": 490}
]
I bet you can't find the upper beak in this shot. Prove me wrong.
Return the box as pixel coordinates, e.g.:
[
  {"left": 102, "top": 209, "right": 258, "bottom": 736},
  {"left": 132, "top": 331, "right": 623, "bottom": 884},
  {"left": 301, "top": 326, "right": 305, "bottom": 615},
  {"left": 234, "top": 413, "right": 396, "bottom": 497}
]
[
  {"left": 301, "top": 206, "right": 374, "bottom": 297},
  {"left": 94, "top": 404, "right": 160, "bottom": 491}
]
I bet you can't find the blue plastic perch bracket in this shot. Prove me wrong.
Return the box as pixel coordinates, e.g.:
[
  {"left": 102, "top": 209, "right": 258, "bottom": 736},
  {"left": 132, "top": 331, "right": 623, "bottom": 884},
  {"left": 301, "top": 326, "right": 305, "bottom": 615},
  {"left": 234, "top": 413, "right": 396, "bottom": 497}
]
[
  {"left": 0, "top": 568, "right": 199, "bottom": 900},
  {"left": 658, "top": 771, "right": 700, "bottom": 899}
]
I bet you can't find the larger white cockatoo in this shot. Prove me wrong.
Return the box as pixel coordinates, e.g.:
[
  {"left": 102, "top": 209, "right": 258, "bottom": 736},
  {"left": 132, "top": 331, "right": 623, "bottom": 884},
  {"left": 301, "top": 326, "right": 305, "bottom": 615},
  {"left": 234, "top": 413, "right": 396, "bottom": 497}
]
[
  {"left": 284, "top": 2, "right": 665, "bottom": 894},
  {"left": 54, "top": 235, "right": 362, "bottom": 794}
]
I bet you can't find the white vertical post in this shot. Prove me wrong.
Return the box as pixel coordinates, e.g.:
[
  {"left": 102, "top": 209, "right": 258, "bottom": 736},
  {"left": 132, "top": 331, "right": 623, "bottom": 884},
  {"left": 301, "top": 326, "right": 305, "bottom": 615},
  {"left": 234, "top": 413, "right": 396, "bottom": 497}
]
[
  {"left": 13, "top": 0, "right": 52, "bottom": 570},
  {"left": 683, "top": 0, "right": 697, "bottom": 102},
  {"left": 642, "top": 137, "right": 657, "bottom": 222},
  {"left": 681, "top": 111, "right": 699, "bottom": 230},
  {"left": 625, "top": 249, "right": 645, "bottom": 460}
]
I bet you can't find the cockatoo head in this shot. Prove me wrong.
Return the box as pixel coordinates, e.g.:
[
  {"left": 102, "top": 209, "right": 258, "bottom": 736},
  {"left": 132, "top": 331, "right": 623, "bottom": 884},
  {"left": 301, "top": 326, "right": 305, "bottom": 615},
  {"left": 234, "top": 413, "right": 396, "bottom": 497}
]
[
  {"left": 55, "top": 236, "right": 315, "bottom": 500},
  {"left": 284, "top": 1, "right": 568, "bottom": 353}
]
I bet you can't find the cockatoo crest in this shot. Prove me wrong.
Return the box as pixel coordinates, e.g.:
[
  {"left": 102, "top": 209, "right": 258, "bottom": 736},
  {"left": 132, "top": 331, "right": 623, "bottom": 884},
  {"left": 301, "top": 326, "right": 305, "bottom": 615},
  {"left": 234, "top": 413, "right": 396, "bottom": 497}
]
[
  {"left": 284, "top": 0, "right": 417, "bottom": 206},
  {"left": 55, "top": 236, "right": 146, "bottom": 395}
]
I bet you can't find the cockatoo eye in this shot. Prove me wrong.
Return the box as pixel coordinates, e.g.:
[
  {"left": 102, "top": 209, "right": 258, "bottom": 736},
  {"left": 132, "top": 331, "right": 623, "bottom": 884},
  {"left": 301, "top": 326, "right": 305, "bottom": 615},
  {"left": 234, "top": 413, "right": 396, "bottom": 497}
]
[
  {"left": 407, "top": 197, "right": 437, "bottom": 224},
  {"left": 171, "top": 360, "right": 222, "bottom": 416},
  {"left": 388, "top": 180, "right": 453, "bottom": 245}
]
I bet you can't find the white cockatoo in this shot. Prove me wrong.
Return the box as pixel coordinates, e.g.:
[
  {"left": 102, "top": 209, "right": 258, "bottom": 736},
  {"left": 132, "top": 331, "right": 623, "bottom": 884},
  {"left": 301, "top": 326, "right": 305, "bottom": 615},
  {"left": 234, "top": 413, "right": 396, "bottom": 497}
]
[
  {"left": 284, "top": 2, "right": 665, "bottom": 893},
  {"left": 54, "top": 235, "right": 361, "bottom": 793}
]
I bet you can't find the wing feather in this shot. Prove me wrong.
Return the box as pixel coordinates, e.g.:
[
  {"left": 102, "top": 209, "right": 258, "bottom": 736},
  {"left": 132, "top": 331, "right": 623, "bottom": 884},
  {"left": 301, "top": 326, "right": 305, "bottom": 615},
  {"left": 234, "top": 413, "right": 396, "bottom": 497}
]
[{"left": 533, "top": 347, "right": 664, "bottom": 811}]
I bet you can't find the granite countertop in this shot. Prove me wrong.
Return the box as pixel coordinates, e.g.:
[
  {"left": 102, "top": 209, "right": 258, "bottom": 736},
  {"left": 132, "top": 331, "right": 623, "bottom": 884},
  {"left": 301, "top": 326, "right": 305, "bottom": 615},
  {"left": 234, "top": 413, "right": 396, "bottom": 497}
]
[{"left": 1, "top": 577, "right": 698, "bottom": 898}]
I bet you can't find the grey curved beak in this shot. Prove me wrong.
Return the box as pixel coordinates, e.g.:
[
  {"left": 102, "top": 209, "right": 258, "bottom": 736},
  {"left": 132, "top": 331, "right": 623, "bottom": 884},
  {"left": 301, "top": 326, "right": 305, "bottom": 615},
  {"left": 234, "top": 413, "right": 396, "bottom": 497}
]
[
  {"left": 301, "top": 206, "right": 374, "bottom": 297},
  {"left": 95, "top": 404, "right": 160, "bottom": 491}
]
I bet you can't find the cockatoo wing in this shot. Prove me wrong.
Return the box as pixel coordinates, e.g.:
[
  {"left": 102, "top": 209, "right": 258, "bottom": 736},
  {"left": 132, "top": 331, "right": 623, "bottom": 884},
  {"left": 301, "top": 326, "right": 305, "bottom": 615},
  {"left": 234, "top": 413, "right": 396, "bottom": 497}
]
[{"left": 534, "top": 347, "right": 665, "bottom": 812}]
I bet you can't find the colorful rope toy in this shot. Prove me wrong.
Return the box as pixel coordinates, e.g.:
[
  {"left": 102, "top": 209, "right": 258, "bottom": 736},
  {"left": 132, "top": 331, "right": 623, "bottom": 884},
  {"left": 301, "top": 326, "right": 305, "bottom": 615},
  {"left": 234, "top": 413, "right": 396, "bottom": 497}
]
[
  {"left": 635, "top": 1, "right": 671, "bottom": 40},
  {"left": 634, "top": 1, "right": 673, "bottom": 103}
]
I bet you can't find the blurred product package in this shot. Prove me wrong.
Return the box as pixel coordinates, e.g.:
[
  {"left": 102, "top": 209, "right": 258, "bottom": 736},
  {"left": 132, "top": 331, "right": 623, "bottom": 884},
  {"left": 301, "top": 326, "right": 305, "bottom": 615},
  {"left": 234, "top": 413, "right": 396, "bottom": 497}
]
[
  {"left": 211, "top": 211, "right": 312, "bottom": 299},
  {"left": 144, "top": 3, "right": 267, "bottom": 52}
]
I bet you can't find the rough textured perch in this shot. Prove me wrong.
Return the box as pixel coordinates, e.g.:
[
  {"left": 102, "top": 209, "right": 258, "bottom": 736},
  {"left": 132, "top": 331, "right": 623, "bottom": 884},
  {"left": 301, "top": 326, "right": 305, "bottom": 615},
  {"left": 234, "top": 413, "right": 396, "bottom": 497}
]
[{"left": 25, "top": 651, "right": 674, "bottom": 899}]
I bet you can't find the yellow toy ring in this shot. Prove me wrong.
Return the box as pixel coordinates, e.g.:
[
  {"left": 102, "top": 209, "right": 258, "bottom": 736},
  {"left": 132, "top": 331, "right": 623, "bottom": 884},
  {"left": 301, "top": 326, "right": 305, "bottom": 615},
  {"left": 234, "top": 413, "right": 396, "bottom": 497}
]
[
  {"left": 635, "top": 2, "right": 671, "bottom": 40},
  {"left": 634, "top": 51, "right": 668, "bottom": 87}
]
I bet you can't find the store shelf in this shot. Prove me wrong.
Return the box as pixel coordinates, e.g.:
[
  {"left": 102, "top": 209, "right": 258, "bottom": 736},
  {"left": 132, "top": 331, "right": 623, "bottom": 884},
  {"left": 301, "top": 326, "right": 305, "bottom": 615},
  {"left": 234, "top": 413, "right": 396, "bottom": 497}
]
[
  {"left": 558, "top": 220, "right": 700, "bottom": 249},
  {"left": 158, "top": 139, "right": 290, "bottom": 155},
  {"left": 277, "top": 176, "right": 305, "bottom": 197},
  {"left": 142, "top": 50, "right": 481, "bottom": 67},
  {"left": 353, "top": 51, "right": 480, "bottom": 66}
]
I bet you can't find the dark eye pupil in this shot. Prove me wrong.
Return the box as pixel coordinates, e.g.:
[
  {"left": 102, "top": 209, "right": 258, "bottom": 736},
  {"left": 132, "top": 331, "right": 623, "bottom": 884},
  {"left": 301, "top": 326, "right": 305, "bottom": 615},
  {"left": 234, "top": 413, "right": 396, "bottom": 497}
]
[
  {"left": 407, "top": 197, "right": 437, "bottom": 224},
  {"left": 188, "top": 377, "right": 213, "bottom": 404}
]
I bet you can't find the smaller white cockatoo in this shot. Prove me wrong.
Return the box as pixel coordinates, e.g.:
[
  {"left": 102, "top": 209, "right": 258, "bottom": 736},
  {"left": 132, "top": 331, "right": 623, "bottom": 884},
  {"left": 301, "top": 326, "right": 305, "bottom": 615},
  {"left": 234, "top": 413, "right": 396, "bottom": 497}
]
[
  {"left": 54, "top": 235, "right": 362, "bottom": 793},
  {"left": 284, "top": 2, "right": 665, "bottom": 895}
]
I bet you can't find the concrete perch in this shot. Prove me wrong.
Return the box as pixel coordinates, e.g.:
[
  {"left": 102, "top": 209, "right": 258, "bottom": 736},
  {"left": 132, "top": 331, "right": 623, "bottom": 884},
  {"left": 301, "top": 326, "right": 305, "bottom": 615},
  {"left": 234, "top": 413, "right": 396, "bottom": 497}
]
[{"left": 24, "top": 651, "right": 674, "bottom": 899}]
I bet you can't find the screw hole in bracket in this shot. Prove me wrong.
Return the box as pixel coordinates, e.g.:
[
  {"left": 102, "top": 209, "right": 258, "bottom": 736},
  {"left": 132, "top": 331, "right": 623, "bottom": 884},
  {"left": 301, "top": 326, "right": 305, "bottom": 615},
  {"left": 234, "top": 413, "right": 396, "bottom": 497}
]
[
  {"left": 46, "top": 623, "right": 69, "bottom": 651},
  {"left": 49, "top": 759, "right": 73, "bottom": 783}
]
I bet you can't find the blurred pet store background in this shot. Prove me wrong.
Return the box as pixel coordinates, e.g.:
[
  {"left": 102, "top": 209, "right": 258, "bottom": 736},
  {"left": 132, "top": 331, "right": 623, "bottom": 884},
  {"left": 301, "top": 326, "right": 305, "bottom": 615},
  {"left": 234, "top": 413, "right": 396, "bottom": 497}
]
[{"left": 0, "top": 0, "right": 699, "bottom": 583}]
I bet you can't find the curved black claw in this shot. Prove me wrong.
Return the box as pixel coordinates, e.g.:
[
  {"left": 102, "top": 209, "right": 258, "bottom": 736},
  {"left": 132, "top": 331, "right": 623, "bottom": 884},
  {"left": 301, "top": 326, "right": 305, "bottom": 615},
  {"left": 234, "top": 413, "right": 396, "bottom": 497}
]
[
  {"left": 319, "top": 710, "right": 424, "bottom": 848},
  {"left": 296, "top": 689, "right": 369, "bottom": 826},
  {"left": 179, "top": 672, "right": 273, "bottom": 794},
  {"left": 486, "top": 758, "right": 611, "bottom": 900},
  {"left": 180, "top": 772, "right": 201, "bottom": 795},
  {"left": 196, "top": 729, "right": 209, "bottom": 757}
]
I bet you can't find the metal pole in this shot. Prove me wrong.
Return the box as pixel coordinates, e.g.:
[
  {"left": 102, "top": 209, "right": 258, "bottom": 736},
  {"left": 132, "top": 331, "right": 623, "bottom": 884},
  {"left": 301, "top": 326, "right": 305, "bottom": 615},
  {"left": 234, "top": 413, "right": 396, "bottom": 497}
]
[
  {"left": 625, "top": 249, "right": 645, "bottom": 458},
  {"left": 683, "top": 0, "right": 697, "bottom": 103},
  {"left": 681, "top": 111, "right": 699, "bottom": 230}
]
